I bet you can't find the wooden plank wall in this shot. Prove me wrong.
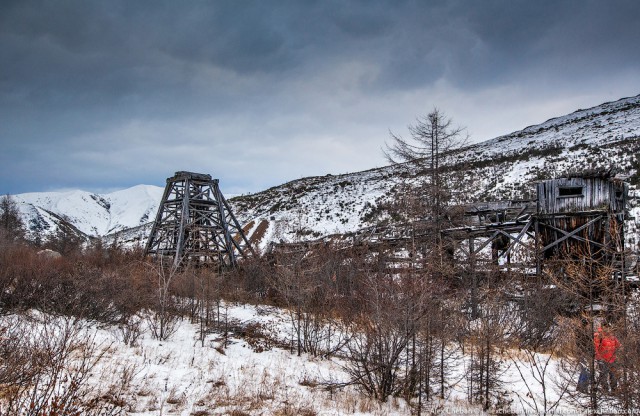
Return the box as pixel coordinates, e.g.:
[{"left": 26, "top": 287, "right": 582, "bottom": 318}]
[{"left": 537, "top": 177, "right": 626, "bottom": 214}]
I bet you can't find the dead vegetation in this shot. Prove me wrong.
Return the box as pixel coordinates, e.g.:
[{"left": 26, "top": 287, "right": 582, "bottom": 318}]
[{"left": 2, "top": 171, "right": 640, "bottom": 416}]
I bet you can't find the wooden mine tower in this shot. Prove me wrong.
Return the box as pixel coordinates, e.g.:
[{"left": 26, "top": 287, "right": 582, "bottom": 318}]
[{"left": 145, "top": 171, "right": 254, "bottom": 269}]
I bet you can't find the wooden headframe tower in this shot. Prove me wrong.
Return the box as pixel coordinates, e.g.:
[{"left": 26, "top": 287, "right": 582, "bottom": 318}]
[{"left": 145, "top": 171, "right": 254, "bottom": 269}]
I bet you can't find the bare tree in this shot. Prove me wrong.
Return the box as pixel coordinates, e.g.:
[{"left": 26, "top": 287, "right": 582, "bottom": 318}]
[
  {"left": 268, "top": 243, "right": 348, "bottom": 358},
  {"left": 0, "top": 313, "right": 121, "bottom": 415},
  {"left": 507, "top": 319, "right": 573, "bottom": 416},
  {"left": 384, "top": 108, "right": 467, "bottom": 221},
  {"left": 463, "top": 289, "right": 513, "bottom": 412},
  {"left": 339, "top": 244, "right": 439, "bottom": 404},
  {"left": 342, "top": 271, "right": 414, "bottom": 402},
  {"left": 146, "top": 257, "right": 181, "bottom": 341}
]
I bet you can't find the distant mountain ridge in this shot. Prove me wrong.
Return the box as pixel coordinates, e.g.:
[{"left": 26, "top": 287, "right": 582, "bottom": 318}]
[
  {"left": 12, "top": 94, "right": 640, "bottom": 252},
  {"left": 15, "top": 185, "right": 164, "bottom": 243}
]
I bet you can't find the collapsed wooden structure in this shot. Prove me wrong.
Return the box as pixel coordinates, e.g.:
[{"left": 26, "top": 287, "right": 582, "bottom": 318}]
[
  {"left": 145, "top": 171, "right": 254, "bottom": 269},
  {"left": 441, "top": 173, "right": 630, "bottom": 278},
  {"left": 268, "top": 172, "right": 632, "bottom": 284}
]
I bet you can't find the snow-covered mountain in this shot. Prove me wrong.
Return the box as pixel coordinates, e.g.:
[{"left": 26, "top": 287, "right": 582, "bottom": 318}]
[
  {"left": 12, "top": 94, "right": 640, "bottom": 251},
  {"left": 14, "top": 185, "right": 164, "bottom": 244}
]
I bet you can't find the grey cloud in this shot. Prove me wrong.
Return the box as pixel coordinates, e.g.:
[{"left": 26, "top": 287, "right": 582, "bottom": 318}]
[{"left": 1, "top": 0, "right": 639, "bottom": 195}]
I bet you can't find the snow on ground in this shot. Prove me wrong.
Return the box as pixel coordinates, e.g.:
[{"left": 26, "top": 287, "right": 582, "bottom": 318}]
[
  {"left": 10, "top": 301, "right": 617, "bottom": 415},
  {"left": 85, "top": 304, "right": 417, "bottom": 415}
]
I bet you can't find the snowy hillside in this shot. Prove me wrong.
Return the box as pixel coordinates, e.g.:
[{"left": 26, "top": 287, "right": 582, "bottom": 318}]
[
  {"left": 231, "top": 94, "right": 640, "bottom": 251},
  {"left": 11, "top": 94, "right": 640, "bottom": 251},
  {"left": 14, "top": 185, "right": 163, "bottom": 242}
]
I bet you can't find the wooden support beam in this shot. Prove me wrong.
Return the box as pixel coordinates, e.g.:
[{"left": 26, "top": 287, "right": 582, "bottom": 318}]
[
  {"left": 499, "top": 218, "right": 535, "bottom": 260},
  {"left": 539, "top": 215, "right": 604, "bottom": 253}
]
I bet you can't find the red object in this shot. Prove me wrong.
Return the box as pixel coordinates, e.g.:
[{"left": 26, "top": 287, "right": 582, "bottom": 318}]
[{"left": 594, "top": 327, "right": 621, "bottom": 363}]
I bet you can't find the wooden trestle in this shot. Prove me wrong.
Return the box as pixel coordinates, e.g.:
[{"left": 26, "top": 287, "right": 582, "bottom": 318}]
[{"left": 441, "top": 175, "right": 631, "bottom": 280}]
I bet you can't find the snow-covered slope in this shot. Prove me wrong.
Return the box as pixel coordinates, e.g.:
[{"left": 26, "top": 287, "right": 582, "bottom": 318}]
[
  {"left": 230, "top": 94, "right": 640, "bottom": 251},
  {"left": 12, "top": 94, "right": 640, "bottom": 251},
  {"left": 14, "top": 185, "right": 163, "bottom": 242}
]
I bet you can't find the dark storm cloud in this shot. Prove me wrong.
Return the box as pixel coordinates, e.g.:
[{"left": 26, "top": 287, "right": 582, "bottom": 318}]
[
  {"left": 1, "top": 0, "right": 639, "bottom": 195},
  {"left": 370, "top": 0, "right": 640, "bottom": 90}
]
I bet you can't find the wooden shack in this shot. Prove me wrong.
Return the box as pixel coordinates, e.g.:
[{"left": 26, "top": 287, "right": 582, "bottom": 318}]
[{"left": 535, "top": 173, "right": 628, "bottom": 260}]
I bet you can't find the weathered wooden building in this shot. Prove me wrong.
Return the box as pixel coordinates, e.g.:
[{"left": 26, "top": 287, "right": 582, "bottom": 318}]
[
  {"left": 439, "top": 171, "right": 630, "bottom": 277},
  {"left": 536, "top": 174, "right": 628, "bottom": 261}
]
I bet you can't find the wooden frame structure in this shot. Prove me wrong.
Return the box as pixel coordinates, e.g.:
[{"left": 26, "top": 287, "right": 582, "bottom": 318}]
[
  {"left": 245, "top": 173, "right": 631, "bottom": 295},
  {"left": 145, "top": 171, "right": 254, "bottom": 269},
  {"left": 441, "top": 173, "right": 630, "bottom": 278}
]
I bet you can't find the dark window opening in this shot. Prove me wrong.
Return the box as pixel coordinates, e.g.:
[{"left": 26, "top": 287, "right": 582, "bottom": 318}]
[{"left": 558, "top": 186, "right": 583, "bottom": 197}]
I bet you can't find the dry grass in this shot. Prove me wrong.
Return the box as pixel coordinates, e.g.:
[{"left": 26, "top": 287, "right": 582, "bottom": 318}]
[
  {"left": 298, "top": 372, "right": 319, "bottom": 388},
  {"left": 11, "top": 307, "right": 414, "bottom": 416},
  {"left": 273, "top": 404, "right": 318, "bottom": 416},
  {"left": 166, "top": 394, "right": 184, "bottom": 405},
  {"left": 241, "top": 220, "right": 255, "bottom": 235}
]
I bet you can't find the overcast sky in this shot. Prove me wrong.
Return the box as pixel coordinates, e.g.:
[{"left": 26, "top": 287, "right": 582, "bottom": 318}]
[{"left": 1, "top": 0, "right": 639, "bottom": 196}]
